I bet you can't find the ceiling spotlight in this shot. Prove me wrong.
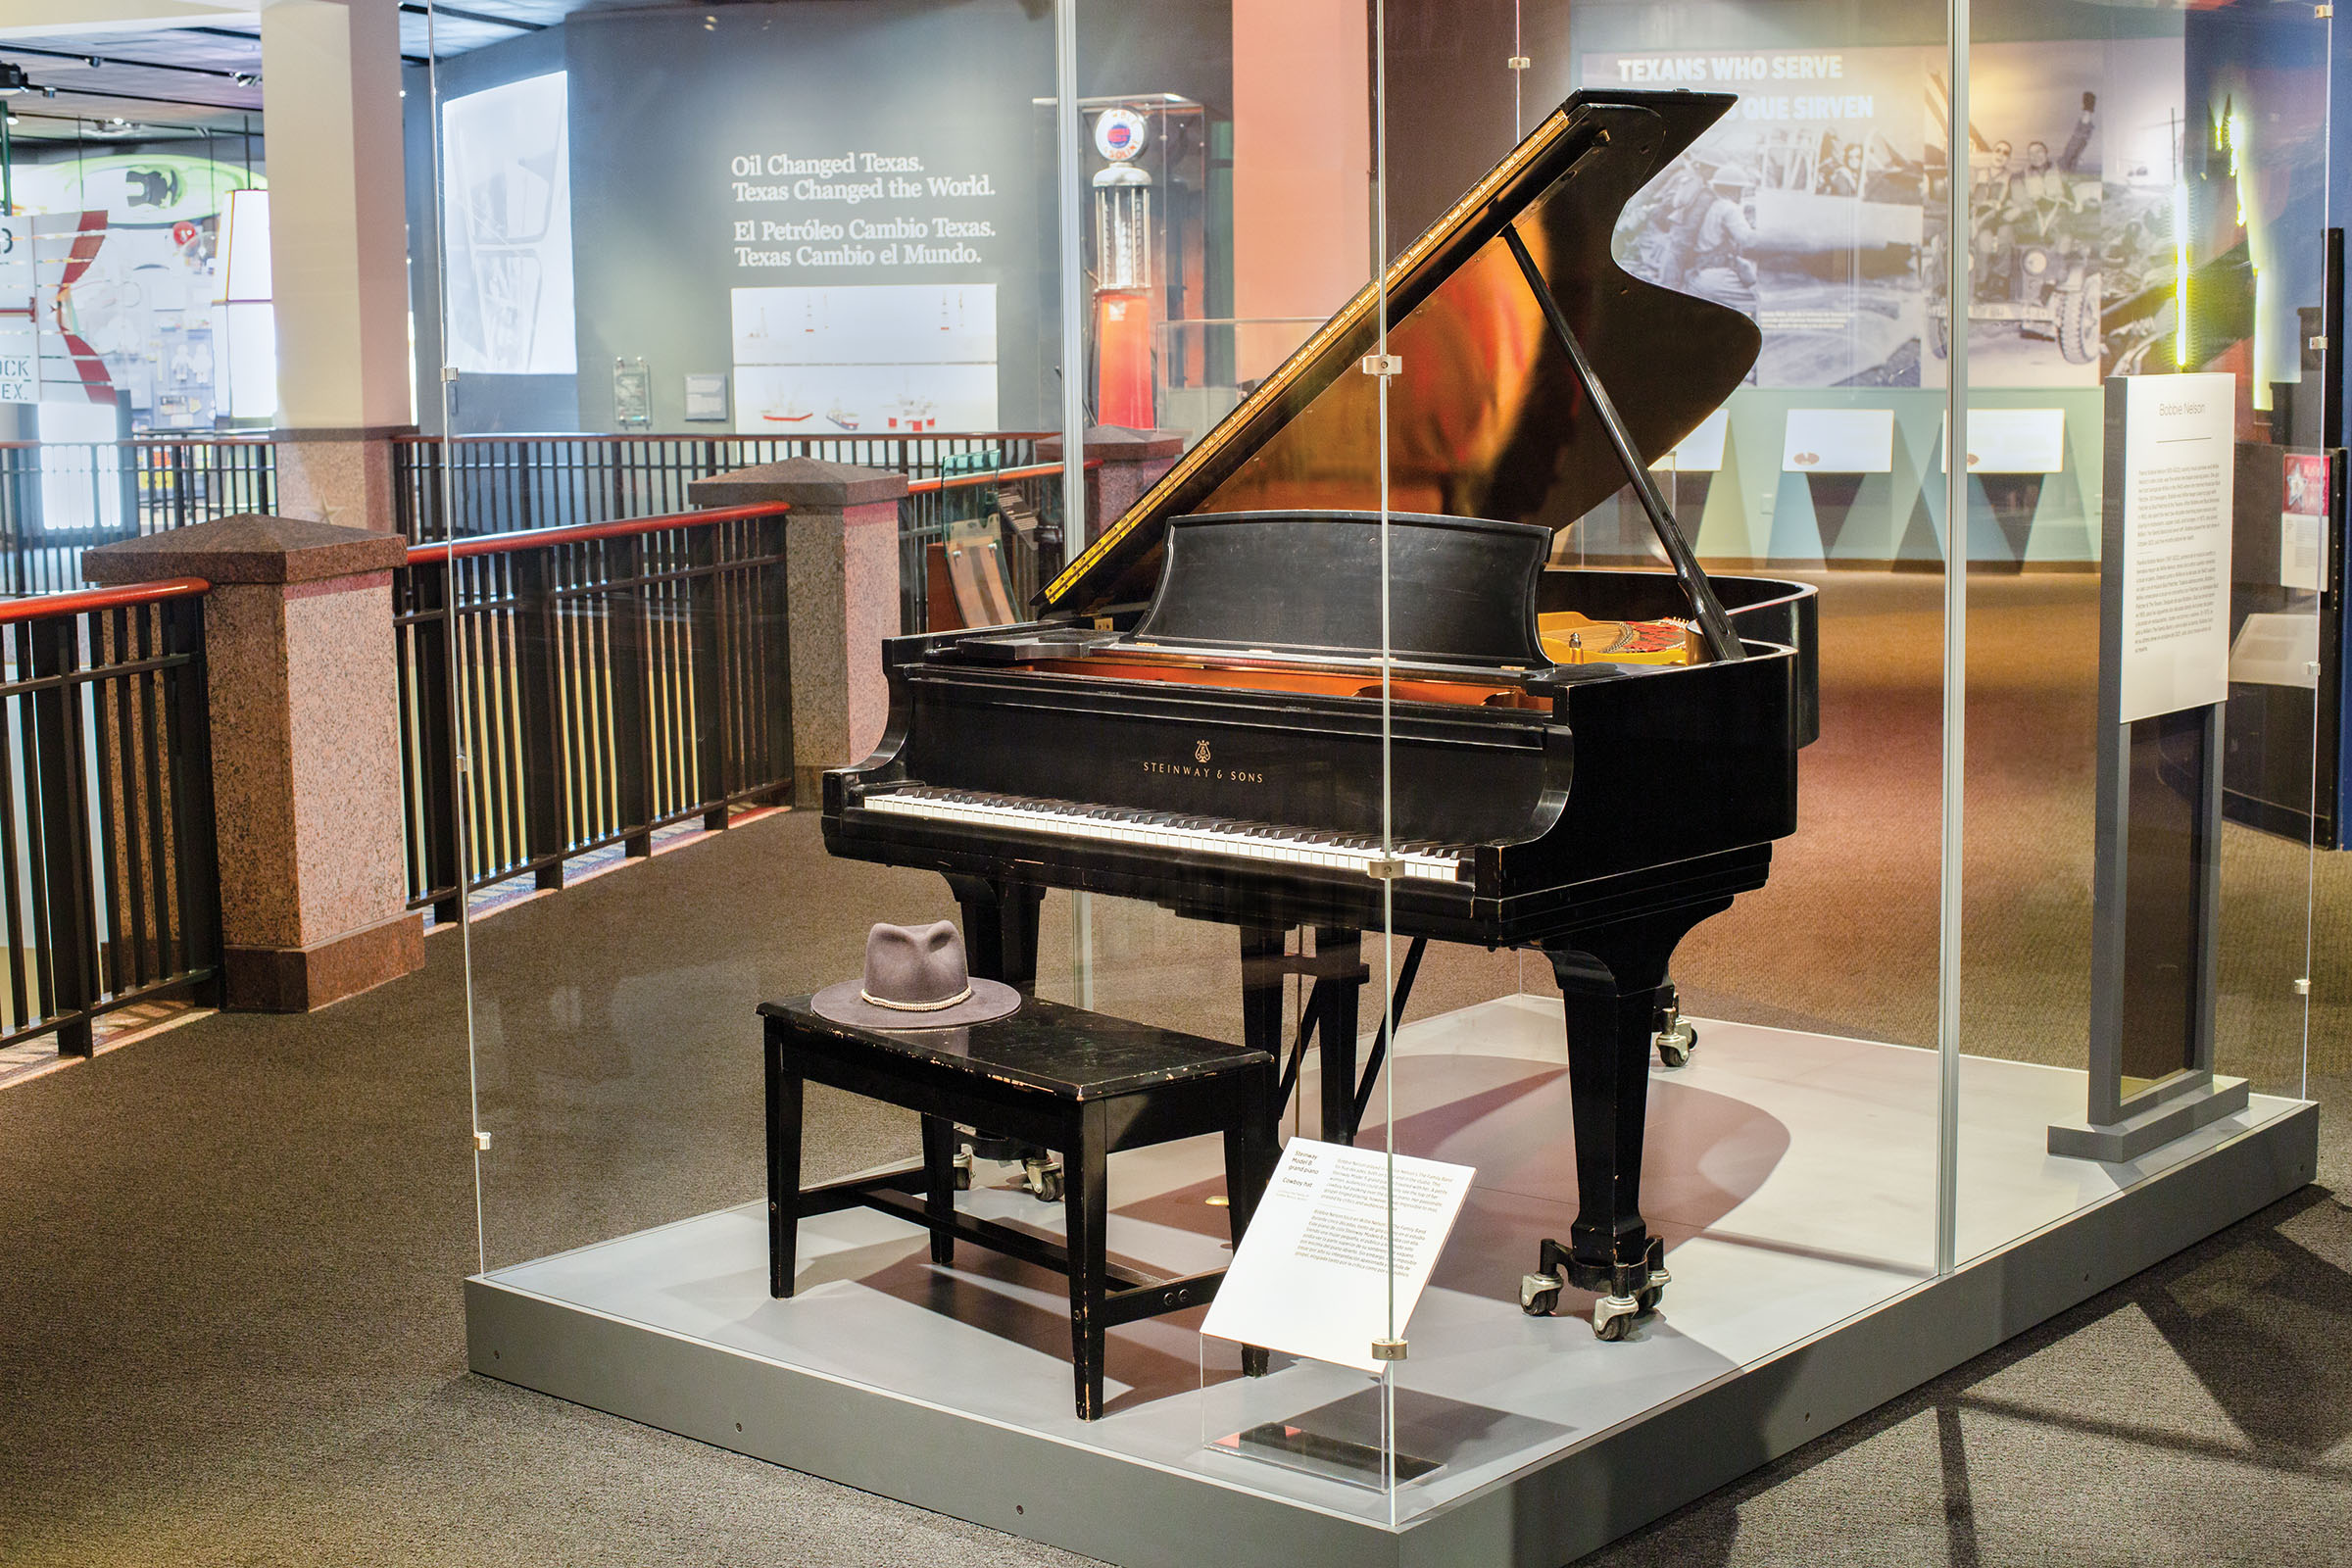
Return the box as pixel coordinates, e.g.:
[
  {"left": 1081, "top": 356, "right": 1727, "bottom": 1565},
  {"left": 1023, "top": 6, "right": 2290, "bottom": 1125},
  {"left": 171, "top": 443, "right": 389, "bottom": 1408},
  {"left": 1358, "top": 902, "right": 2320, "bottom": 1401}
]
[{"left": 0, "top": 62, "right": 32, "bottom": 97}]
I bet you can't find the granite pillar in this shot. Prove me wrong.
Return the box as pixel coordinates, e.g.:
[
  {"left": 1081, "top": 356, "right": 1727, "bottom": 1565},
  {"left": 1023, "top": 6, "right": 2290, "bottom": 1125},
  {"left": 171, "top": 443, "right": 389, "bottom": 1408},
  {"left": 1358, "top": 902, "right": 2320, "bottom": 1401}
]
[
  {"left": 1038, "top": 424, "right": 1186, "bottom": 548},
  {"left": 687, "top": 460, "right": 907, "bottom": 803},
  {"left": 270, "top": 424, "right": 410, "bottom": 535},
  {"left": 85, "top": 514, "right": 423, "bottom": 1011}
]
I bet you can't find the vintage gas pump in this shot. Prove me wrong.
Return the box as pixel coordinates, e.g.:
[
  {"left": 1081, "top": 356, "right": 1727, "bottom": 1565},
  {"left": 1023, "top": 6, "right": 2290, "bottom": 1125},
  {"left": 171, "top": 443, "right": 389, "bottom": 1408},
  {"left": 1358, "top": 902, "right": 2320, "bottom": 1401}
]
[{"left": 1090, "top": 106, "right": 1154, "bottom": 428}]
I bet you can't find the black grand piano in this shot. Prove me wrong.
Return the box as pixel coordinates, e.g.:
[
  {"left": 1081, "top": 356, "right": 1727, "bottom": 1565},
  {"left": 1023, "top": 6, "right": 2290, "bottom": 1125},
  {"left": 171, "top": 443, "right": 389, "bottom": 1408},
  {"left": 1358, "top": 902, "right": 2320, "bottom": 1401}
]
[{"left": 822, "top": 89, "right": 1819, "bottom": 1339}]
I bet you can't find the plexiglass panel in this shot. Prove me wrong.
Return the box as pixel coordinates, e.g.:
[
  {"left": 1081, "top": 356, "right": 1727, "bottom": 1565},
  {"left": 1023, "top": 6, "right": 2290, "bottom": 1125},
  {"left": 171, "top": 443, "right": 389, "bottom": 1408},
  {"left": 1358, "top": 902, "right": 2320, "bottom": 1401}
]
[
  {"left": 1363, "top": 0, "right": 1949, "bottom": 1527},
  {"left": 1955, "top": 0, "right": 2325, "bottom": 1258}
]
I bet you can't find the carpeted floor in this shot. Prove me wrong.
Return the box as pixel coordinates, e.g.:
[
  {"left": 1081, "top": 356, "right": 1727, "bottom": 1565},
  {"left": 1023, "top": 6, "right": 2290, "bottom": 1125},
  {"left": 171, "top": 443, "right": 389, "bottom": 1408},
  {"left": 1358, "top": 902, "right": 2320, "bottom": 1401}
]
[{"left": 2, "top": 570, "right": 2349, "bottom": 1566}]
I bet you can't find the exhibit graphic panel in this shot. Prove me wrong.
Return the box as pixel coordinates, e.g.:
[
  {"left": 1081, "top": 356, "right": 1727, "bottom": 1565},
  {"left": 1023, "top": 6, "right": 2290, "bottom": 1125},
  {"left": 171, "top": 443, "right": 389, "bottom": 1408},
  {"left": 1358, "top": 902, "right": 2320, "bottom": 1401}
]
[
  {"left": 730, "top": 283, "right": 999, "bottom": 432},
  {"left": 0, "top": 150, "right": 263, "bottom": 429},
  {"left": 441, "top": 71, "right": 577, "bottom": 376}
]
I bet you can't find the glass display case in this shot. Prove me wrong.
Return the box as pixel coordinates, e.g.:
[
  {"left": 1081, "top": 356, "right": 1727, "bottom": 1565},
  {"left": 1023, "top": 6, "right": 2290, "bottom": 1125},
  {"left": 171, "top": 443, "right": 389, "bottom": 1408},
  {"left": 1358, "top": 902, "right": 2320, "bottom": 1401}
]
[{"left": 421, "top": 0, "right": 2329, "bottom": 1561}]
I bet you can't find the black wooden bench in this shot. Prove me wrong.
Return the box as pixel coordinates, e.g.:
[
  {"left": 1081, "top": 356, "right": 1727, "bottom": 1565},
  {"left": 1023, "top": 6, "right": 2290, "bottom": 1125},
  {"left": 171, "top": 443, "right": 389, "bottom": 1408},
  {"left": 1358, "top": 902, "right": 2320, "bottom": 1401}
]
[{"left": 759, "top": 993, "right": 1278, "bottom": 1419}]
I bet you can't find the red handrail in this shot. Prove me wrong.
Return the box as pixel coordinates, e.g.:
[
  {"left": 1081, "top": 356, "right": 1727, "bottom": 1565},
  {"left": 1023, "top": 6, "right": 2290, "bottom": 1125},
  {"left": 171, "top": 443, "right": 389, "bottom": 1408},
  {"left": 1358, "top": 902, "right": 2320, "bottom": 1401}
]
[
  {"left": 0, "top": 437, "right": 278, "bottom": 452},
  {"left": 406, "top": 501, "right": 794, "bottom": 564},
  {"left": 0, "top": 577, "right": 212, "bottom": 622},
  {"left": 903, "top": 458, "right": 1102, "bottom": 495},
  {"left": 389, "top": 430, "right": 1056, "bottom": 447}
]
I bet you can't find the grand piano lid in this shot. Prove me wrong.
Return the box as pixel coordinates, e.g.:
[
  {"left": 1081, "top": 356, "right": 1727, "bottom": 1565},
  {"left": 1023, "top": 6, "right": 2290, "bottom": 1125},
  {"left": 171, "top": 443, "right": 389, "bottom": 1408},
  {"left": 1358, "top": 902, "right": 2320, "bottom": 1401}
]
[{"left": 1040, "top": 88, "right": 1760, "bottom": 618}]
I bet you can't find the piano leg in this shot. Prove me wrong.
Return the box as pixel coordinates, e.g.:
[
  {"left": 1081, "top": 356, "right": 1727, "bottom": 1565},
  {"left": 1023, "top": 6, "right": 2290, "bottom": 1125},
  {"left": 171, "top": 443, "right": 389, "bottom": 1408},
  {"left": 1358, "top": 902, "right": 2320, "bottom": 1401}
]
[
  {"left": 1532, "top": 904, "right": 1728, "bottom": 1339},
  {"left": 948, "top": 874, "right": 1044, "bottom": 991},
  {"left": 947, "top": 875, "right": 1057, "bottom": 1199}
]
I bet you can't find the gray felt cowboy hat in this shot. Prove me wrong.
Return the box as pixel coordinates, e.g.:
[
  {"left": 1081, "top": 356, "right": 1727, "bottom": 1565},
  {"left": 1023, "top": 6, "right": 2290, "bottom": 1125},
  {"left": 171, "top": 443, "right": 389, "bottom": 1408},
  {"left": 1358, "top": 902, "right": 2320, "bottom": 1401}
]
[{"left": 810, "top": 920, "right": 1022, "bottom": 1029}]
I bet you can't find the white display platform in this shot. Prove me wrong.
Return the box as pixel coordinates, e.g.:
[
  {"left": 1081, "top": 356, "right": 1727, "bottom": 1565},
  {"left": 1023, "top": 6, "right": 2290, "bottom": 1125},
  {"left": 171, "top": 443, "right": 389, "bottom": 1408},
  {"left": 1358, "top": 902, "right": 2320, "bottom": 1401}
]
[{"left": 466, "top": 999, "right": 2315, "bottom": 1567}]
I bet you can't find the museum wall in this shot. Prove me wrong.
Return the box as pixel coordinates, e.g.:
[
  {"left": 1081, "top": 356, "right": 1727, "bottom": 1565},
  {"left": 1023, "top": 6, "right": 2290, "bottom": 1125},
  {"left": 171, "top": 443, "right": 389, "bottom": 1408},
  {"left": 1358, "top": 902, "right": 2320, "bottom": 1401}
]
[
  {"left": 405, "top": 0, "right": 1232, "bottom": 436},
  {"left": 1362, "top": 0, "right": 2335, "bottom": 564}
]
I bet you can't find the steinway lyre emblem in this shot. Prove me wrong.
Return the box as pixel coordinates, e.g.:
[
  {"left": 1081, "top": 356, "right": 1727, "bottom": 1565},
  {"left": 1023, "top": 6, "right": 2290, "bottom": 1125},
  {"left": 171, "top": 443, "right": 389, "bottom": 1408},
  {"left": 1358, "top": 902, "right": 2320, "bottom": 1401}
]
[{"left": 1195, "top": 739, "right": 1213, "bottom": 764}]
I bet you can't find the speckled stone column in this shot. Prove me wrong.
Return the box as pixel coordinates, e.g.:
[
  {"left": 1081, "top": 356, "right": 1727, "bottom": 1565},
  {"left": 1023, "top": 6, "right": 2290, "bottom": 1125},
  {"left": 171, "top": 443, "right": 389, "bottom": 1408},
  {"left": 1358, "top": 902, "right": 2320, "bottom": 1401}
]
[
  {"left": 270, "top": 426, "right": 410, "bottom": 535},
  {"left": 1038, "top": 424, "right": 1185, "bottom": 549},
  {"left": 85, "top": 514, "right": 423, "bottom": 1012},
  {"left": 687, "top": 459, "right": 907, "bottom": 803}
]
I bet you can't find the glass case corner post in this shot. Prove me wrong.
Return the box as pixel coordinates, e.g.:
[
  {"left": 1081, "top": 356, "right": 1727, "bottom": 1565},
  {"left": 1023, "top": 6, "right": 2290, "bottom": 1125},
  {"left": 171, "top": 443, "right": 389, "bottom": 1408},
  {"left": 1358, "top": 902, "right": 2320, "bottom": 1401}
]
[
  {"left": 417, "top": 0, "right": 491, "bottom": 1275},
  {"left": 1370, "top": 0, "right": 1404, "bottom": 1518},
  {"left": 1933, "top": 0, "right": 1973, "bottom": 1281},
  {"left": 1053, "top": 0, "right": 1096, "bottom": 1009}
]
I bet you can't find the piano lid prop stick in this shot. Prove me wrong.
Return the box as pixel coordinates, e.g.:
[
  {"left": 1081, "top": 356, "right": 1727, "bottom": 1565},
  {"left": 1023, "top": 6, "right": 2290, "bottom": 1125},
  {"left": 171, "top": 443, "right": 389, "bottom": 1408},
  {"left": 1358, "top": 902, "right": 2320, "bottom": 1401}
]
[{"left": 1498, "top": 222, "right": 1745, "bottom": 663}]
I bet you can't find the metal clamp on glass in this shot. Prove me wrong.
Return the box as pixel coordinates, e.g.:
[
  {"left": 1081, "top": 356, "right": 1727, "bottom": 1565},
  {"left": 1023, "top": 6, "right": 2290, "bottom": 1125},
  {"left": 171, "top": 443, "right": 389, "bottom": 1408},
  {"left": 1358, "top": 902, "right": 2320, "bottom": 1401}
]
[{"left": 1371, "top": 1337, "right": 1408, "bottom": 1362}]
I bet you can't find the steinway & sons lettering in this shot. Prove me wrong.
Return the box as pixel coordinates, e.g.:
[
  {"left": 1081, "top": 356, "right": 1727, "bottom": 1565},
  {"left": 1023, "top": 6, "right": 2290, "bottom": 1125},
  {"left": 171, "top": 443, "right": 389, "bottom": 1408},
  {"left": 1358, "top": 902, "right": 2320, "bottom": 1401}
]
[{"left": 1141, "top": 760, "right": 1265, "bottom": 783}]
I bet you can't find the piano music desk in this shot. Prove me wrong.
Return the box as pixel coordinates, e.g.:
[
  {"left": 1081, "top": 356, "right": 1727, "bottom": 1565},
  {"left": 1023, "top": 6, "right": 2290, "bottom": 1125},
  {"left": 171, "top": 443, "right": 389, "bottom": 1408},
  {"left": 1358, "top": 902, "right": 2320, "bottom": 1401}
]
[{"left": 759, "top": 996, "right": 1278, "bottom": 1419}]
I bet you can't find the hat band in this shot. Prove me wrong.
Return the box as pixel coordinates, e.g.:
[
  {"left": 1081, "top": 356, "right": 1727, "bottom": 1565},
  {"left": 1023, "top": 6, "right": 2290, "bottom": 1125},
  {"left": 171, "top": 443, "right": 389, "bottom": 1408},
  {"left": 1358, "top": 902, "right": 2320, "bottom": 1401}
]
[{"left": 859, "top": 983, "right": 974, "bottom": 1013}]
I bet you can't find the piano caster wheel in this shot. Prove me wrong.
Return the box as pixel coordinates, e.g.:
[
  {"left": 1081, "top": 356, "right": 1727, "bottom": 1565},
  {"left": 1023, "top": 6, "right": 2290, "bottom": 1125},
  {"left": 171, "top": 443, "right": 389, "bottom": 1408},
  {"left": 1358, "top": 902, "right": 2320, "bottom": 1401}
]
[
  {"left": 1654, "top": 1007, "right": 1697, "bottom": 1069},
  {"left": 1592, "top": 1294, "right": 1642, "bottom": 1341},
  {"left": 952, "top": 1151, "right": 973, "bottom": 1192},
  {"left": 1023, "top": 1157, "right": 1064, "bottom": 1203},
  {"left": 1637, "top": 1267, "right": 1670, "bottom": 1315},
  {"left": 1519, "top": 1271, "right": 1565, "bottom": 1317}
]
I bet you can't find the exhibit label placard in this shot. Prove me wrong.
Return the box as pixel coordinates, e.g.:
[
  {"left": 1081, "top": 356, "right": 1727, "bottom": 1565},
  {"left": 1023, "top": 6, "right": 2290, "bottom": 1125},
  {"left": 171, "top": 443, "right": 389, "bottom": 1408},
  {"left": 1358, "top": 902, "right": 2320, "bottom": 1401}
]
[
  {"left": 1200, "top": 1139, "right": 1473, "bottom": 1374},
  {"left": 1656, "top": 407, "right": 1730, "bottom": 474},
  {"left": 2118, "top": 372, "right": 2234, "bottom": 722},
  {"left": 1782, "top": 407, "right": 1894, "bottom": 473},
  {"left": 1942, "top": 408, "right": 2067, "bottom": 473}
]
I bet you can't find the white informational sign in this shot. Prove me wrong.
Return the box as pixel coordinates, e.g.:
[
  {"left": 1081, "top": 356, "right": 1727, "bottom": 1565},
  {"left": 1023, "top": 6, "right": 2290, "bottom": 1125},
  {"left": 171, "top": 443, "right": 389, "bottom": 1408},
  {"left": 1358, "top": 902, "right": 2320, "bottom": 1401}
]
[
  {"left": 1782, "top": 408, "right": 1894, "bottom": 474},
  {"left": 2118, "top": 372, "right": 2234, "bottom": 723},
  {"left": 683, "top": 372, "right": 730, "bottom": 422},
  {"left": 1200, "top": 1139, "right": 1473, "bottom": 1375},
  {"left": 1942, "top": 408, "right": 2067, "bottom": 473},
  {"left": 1654, "top": 407, "right": 1729, "bottom": 474}
]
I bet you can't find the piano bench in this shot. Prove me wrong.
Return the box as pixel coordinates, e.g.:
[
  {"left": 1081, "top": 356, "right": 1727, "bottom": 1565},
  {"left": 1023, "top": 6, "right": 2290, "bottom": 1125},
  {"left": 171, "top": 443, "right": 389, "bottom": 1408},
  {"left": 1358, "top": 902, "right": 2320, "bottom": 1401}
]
[{"left": 757, "top": 994, "right": 1280, "bottom": 1421}]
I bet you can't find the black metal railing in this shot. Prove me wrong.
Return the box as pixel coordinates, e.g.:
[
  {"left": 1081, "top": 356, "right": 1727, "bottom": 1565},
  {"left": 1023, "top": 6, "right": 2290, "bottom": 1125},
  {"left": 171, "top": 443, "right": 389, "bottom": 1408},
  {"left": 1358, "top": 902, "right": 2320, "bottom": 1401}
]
[
  {"left": 0, "top": 579, "right": 220, "bottom": 1054},
  {"left": 394, "top": 503, "right": 795, "bottom": 916},
  {"left": 0, "top": 440, "right": 277, "bottom": 595},
  {"left": 394, "top": 431, "right": 1048, "bottom": 545},
  {"left": 897, "top": 460, "right": 1077, "bottom": 633}
]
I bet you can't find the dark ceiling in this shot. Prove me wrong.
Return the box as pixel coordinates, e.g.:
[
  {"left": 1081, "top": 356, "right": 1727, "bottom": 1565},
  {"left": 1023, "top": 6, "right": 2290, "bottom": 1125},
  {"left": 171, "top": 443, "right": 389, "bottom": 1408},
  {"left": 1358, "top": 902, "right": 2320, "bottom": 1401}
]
[{"left": 0, "top": 0, "right": 627, "bottom": 143}]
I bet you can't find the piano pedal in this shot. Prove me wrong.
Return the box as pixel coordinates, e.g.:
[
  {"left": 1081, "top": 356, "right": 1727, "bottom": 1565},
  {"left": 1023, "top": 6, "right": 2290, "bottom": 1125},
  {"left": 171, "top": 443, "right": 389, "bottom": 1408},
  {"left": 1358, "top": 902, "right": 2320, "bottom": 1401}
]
[{"left": 1022, "top": 1155, "right": 1064, "bottom": 1203}]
